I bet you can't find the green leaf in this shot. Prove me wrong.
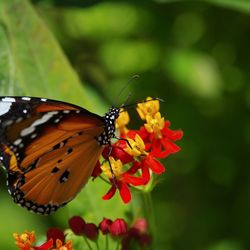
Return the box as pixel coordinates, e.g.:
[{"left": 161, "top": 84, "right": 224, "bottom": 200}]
[{"left": 0, "top": 0, "right": 101, "bottom": 110}]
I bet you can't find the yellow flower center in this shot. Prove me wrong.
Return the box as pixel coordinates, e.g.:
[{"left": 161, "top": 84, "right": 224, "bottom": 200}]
[
  {"left": 136, "top": 97, "right": 160, "bottom": 120},
  {"left": 101, "top": 157, "right": 124, "bottom": 179},
  {"left": 115, "top": 109, "right": 130, "bottom": 134},
  {"left": 115, "top": 109, "right": 130, "bottom": 129},
  {"left": 144, "top": 112, "right": 165, "bottom": 139},
  {"left": 13, "top": 231, "right": 36, "bottom": 249},
  {"left": 125, "top": 134, "right": 148, "bottom": 157}
]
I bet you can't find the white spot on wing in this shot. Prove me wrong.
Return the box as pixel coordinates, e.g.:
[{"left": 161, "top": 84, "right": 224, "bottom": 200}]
[
  {"left": 1, "top": 97, "right": 16, "bottom": 102},
  {"left": 20, "top": 111, "right": 58, "bottom": 137},
  {"left": 21, "top": 97, "right": 31, "bottom": 101},
  {"left": 13, "top": 138, "right": 22, "bottom": 145},
  {"left": 21, "top": 126, "right": 35, "bottom": 137},
  {"left": 0, "top": 102, "right": 12, "bottom": 116},
  {"left": 41, "top": 98, "right": 47, "bottom": 102},
  {"left": 32, "top": 111, "right": 58, "bottom": 127},
  {"left": 31, "top": 133, "right": 37, "bottom": 139}
]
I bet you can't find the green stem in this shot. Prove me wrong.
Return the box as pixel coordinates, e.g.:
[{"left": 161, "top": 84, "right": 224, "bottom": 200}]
[
  {"left": 96, "top": 240, "right": 100, "bottom": 250},
  {"left": 143, "top": 192, "right": 156, "bottom": 248},
  {"left": 105, "top": 235, "right": 109, "bottom": 250},
  {"left": 83, "top": 236, "right": 93, "bottom": 250},
  {"left": 115, "top": 239, "right": 121, "bottom": 250}
]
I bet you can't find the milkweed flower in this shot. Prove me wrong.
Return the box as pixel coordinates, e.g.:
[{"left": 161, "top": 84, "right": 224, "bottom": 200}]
[
  {"left": 121, "top": 218, "right": 152, "bottom": 250},
  {"left": 99, "top": 218, "right": 113, "bottom": 234},
  {"left": 115, "top": 108, "right": 130, "bottom": 136},
  {"left": 83, "top": 223, "right": 99, "bottom": 240},
  {"left": 136, "top": 97, "right": 160, "bottom": 119},
  {"left": 13, "top": 231, "right": 53, "bottom": 250},
  {"left": 68, "top": 216, "right": 86, "bottom": 235},
  {"left": 52, "top": 239, "right": 73, "bottom": 250},
  {"left": 13, "top": 229, "right": 73, "bottom": 250},
  {"left": 68, "top": 216, "right": 99, "bottom": 241},
  {"left": 110, "top": 218, "right": 128, "bottom": 237},
  {"left": 13, "top": 231, "right": 36, "bottom": 250},
  {"left": 101, "top": 157, "right": 132, "bottom": 203},
  {"left": 96, "top": 97, "right": 183, "bottom": 203}
]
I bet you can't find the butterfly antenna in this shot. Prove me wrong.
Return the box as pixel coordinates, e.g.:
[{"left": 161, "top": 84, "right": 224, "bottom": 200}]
[
  {"left": 120, "top": 97, "right": 164, "bottom": 110},
  {"left": 114, "top": 75, "right": 140, "bottom": 107}
]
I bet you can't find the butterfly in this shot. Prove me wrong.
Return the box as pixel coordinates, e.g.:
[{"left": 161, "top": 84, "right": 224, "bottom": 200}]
[{"left": 0, "top": 96, "right": 120, "bottom": 215}]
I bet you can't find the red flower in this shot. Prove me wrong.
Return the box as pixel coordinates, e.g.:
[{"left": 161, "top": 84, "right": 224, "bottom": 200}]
[
  {"left": 102, "top": 177, "right": 132, "bottom": 203},
  {"left": 132, "top": 218, "right": 148, "bottom": 234},
  {"left": 101, "top": 156, "right": 150, "bottom": 203},
  {"left": 102, "top": 141, "right": 133, "bottom": 164},
  {"left": 84, "top": 223, "right": 99, "bottom": 240},
  {"left": 69, "top": 216, "right": 98, "bottom": 241},
  {"left": 34, "top": 239, "right": 53, "bottom": 250},
  {"left": 138, "top": 120, "right": 183, "bottom": 158},
  {"left": 98, "top": 97, "right": 183, "bottom": 204},
  {"left": 91, "top": 161, "right": 102, "bottom": 179},
  {"left": 68, "top": 216, "right": 86, "bottom": 235},
  {"left": 46, "top": 227, "right": 73, "bottom": 250},
  {"left": 46, "top": 228, "right": 65, "bottom": 245},
  {"left": 110, "top": 219, "right": 128, "bottom": 237},
  {"left": 99, "top": 218, "right": 113, "bottom": 234}
]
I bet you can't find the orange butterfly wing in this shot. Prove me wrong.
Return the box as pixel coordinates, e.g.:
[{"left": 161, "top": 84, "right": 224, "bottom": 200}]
[{"left": 0, "top": 97, "right": 110, "bottom": 214}]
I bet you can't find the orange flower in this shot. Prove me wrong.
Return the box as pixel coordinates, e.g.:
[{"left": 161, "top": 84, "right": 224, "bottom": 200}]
[
  {"left": 52, "top": 239, "right": 73, "bottom": 250},
  {"left": 13, "top": 231, "right": 36, "bottom": 250}
]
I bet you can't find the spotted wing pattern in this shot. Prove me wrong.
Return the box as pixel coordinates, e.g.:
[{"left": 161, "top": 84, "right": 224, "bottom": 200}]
[{"left": 0, "top": 96, "right": 117, "bottom": 214}]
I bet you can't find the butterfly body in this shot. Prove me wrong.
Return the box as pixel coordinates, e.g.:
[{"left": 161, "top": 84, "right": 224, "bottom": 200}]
[{"left": 0, "top": 96, "right": 120, "bottom": 214}]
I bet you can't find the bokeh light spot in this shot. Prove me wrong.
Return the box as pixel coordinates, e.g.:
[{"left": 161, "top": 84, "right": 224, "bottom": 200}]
[
  {"left": 173, "top": 12, "right": 205, "bottom": 46},
  {"left": 165, "top": 50, "right": 222, "bottom": 98},
  {"left": 100, "top": 40, "right": 159, "bottom": 75}
]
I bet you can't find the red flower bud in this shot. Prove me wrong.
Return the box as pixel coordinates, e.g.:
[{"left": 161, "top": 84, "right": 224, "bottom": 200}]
[
  {"left": 46, "top": 227, "right": 65, "bottom": 244},
  {"left": 68, "top": 216, "right": 86, "bottom": 235},
  {"left": 84, "top": 223, "right": 99, "bottom": 240},
  {"left": 99, "top": 218, "right": 113, "bottom": 234},
  {"left": 132, "top": 218, "right": 148, "bottom": 234},
  {"left": 91, "top": 161, "right": 102, "bottom": 179},
  {"left": 110, "top": 218, "right": 128, "bottom": 237},
  {"left": 139, "top": 233, "right": 152, "bottom": 247}
]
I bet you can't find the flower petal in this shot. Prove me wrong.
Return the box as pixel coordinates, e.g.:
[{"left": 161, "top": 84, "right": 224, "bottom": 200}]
[
  {"left": 119, "top": 182, "right": 131, "bottom": 203},
  {"left": 35, "top": 238, "right": 53, "bottom": 250},
  {"left": 102, "top": 184, "right": 117, "bottom": 200},
  {"left": 123, "top": 163, "right": 150, "bottom": 186},
  {"left": 162, "top": 121, "right": 183, "bottom": 141},
  {"left": 145, "top": 156, "right": 165, "bottom": 174}
]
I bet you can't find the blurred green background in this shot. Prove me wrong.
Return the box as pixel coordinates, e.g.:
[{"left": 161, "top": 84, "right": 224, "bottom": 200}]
[{"left": 1, "top": 0, "right": 250, "bottom": 249}]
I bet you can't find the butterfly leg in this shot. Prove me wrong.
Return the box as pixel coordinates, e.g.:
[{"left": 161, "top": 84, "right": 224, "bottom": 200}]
[
  {"left": 107, "top": 142, "right": 118, "bottom": 188},
  {"left": 114, "top": 136, "right": 132, "bottom": 149}
]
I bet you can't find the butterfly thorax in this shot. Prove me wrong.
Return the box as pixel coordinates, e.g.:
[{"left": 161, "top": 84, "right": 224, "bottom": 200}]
[{"left": 96, "top": 107, "right": 120, "bottom": 146}]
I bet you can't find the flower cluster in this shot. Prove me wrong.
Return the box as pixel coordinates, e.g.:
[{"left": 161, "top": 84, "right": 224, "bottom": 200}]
[
  {"left": 93, "top": 97, "right": 183, "bottom": 203},
  {"left": 14, "top": 216, "right": 151, "bottom": 250},
  {"left": 69, "top": 216, "right": 151, "bottom": 250},
  {"left": 13, "top": 228, "right": 72, "bottom": 250}
]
